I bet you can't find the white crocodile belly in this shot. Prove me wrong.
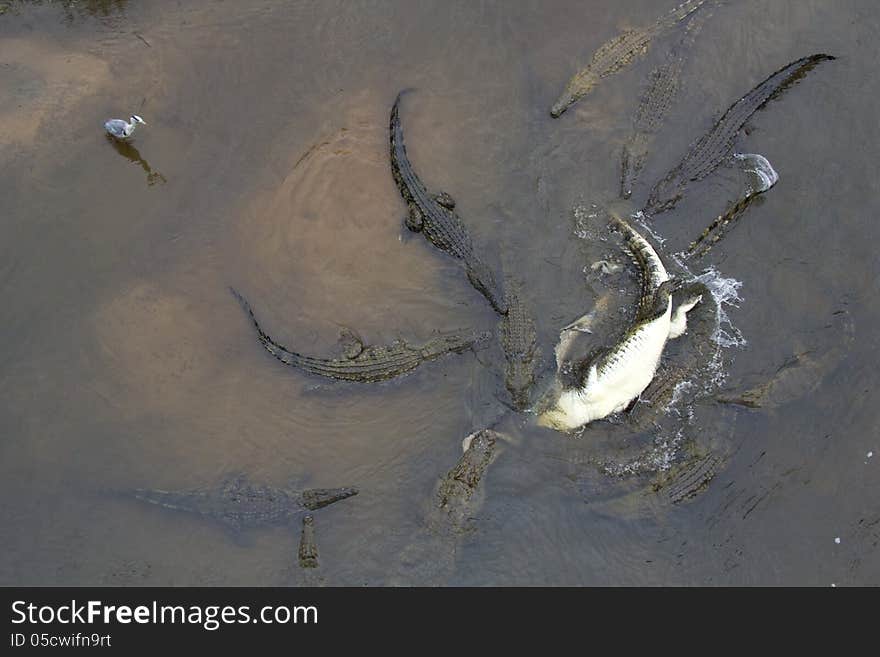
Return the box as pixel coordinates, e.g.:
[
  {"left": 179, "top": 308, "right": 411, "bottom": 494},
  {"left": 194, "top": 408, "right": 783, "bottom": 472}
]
[{"left": 588, "top": 315, "right": 670, "bottom": 411}]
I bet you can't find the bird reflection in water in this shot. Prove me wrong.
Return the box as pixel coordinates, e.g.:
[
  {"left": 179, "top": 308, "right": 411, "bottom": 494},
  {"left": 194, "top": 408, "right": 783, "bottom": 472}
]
[{"left": 105, "top": 135, "right": 167, "bottom": 186}]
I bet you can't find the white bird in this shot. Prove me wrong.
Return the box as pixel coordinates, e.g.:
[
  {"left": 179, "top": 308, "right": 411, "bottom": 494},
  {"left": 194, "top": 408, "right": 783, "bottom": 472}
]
[{"left": 104, "top": 114, "right": 146, "bottom": 139}]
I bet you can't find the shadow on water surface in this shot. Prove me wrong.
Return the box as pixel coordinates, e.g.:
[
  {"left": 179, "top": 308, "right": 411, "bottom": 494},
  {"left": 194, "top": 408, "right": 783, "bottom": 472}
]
[{"left": 105, "top": 134, "right": 166, "bottom": 186}]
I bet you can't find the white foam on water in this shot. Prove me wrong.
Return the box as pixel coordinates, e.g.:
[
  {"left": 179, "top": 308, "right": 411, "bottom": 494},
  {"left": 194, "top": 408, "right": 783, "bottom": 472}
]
[
  {"left": 631, "top": 210, "right": 667, "bottom": 245},
  {"left": 572, "top": 203, "right": 609, "bottom": 241},
  {"left": 566, "top": 200, "right": 747, "bottom": 475},
  {"left": 668, "top": 379, "right": 696, "bottom": 411},
  {"left": 601, "top": 426, "right": 688, "bottom": 477},
  {"left": 694, "top": 265, "right": 747, "bottom": 350},
  {"left": 570, "top": 202, "right": 747, "bottom": 358}
]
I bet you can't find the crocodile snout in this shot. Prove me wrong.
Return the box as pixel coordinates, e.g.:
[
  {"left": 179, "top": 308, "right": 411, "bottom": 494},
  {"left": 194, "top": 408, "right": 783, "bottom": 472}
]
[{"left": 302, "top": 487, "right": 359, "bottom": 510}]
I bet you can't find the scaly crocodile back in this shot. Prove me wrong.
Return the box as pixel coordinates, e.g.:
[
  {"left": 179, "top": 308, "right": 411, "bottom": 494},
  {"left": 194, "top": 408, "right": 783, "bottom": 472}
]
[
  {"left": 620, "top": 6, "right": 712, "bottom": 198},
  {"left": 231, "top": 288, "right": 482, "bottom": 383},
  {"left": 646, "top": 53, "right": 835, "bottom": 214},
  {"left": 499, "top": 287, "right": 539, "bottom": 409},
  {"left": 551, "top": 0, "right": 709, "bottom": 116}
]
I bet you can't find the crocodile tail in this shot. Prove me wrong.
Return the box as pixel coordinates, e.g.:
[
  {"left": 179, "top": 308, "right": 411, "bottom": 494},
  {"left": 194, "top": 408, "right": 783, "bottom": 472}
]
[
  {"left": 686, "top": 193, "right": 756, "bottom": 258},
  {"left": 390, "top": 88, "right": 418, "bottom": 128},
  {"left": 229, "top": 287, "right": 273, "bottom": 344},
  {"left": 762, "top": 53, "right": 836, "bottom": 105},
  {"left": 229, "top": 287, "right": 317, "bottom": 370}
]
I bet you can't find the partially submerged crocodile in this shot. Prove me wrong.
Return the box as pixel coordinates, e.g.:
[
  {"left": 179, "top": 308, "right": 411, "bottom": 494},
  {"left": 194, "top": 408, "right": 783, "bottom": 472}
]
[
  {"left": 538, "top": 214, "right": 702, "bottom": 431},
  {"left": 298, "top": 515, "right": 319, "bottom": 568},
  {"left": 433, "top": 428, "right": 501, "bottom": 533},
  {"left": 620, "top": 6, "right": 712, "bottom": 198},
  {"left": 550, "top": 0, "right": 709, "bottom": 118},
  {"left": 645, "top": 53, "right": 835, "bottom": 215},
  {"left": 390, "top": 91, "right": 507, "bottom": 314},
  {"left": 656, "top": 451, "right": 724, "bottom": 504},
  {"left": 129, "top": 474, "right": 358, "bottom": 532},
  {"left": 575, "top": 431, "right": 737, "bottom": 519},
  {"left": 231, "top": 288, "right": 488, "bottom": 383},
  {"left": 685, "top": 153, "right": 779, "bottom": 260},
  {"left": 394, "top": 428, "right": 502, "bottom": 583},
  {"left": 551, "top": 273, "right": 729, "bottom": 500},
  {"left": 716, "top": 309, "right": 854, "bottom": 409},
  {"left": 574, "top": 330, "right": 740, "bottom": 517},
  {"left": 499, "top": 287, "right": 540, "bottom": 410},
  {"left": 625, "top": 281, "right": 716, "bottom": 433}
]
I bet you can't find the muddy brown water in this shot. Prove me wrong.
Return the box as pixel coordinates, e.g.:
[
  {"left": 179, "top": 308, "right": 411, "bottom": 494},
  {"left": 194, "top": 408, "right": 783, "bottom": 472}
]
[{"left": 1, "top": 0, "right": 877, "bottom": 585}]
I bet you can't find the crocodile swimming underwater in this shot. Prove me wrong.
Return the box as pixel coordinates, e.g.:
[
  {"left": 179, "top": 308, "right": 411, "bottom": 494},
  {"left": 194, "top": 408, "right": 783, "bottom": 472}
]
[
  {"left": 644, "top": 53, "right": 834, "bottom": 215},
  {"left": 128, "top": 474, "right": 358, "bottom": 532},
  {"left": 390, "top": 91, "right": 507, "bottom": 314},
  {"left": 538, "top": 214, "right": 702, "bottom": 431},
  {"left": 550, "top": 0, "right": 709, "bottom": 118},
  {"left": 231, "top": 288, "right": 488, "bottom": 383},
  {"left": 620, "top": 6, "right": 712, "bottom": 198}
]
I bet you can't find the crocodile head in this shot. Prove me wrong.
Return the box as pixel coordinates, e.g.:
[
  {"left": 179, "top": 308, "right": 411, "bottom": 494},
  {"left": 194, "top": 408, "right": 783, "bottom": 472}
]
[
  {"left": 300, "top": 487, "right": 359, "bottom": 510},
  {"left": 550, "top": 89, "right": 581, "bottom": 118},
  {"left": 550, "top": 73, "right": 598, "bottom": 118}
]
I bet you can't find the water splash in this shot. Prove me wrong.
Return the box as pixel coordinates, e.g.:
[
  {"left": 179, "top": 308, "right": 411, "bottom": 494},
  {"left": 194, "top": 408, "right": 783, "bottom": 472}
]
[
  {"left": 631, "top": 209, "right": 667, "bottom": 245},
  {"left": 566, "top": 198, "right": 746, "bottom": 477},
  {"left": 668, "top": 379, "right": 696, "bottom": 411},
  {"left": 601, "top": 426, "right": 688, "bottom": 477},
  {"left": 572, "top": 200, "right": 748, "bottom": 357},
  {"left": 693, "top": 265, "right": 746, "bottom": 349},
  {"left": 735, "top": 152, "right": 779, "bottom": 195},
  {"left": 572, "top": 203, "right": 609, "bottom": 240}
]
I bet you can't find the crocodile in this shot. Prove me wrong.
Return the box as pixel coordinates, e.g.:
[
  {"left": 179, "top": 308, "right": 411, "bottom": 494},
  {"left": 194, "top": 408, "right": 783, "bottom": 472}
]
[
  {"left": 620, "top": 7, "right": 712, "bottom": 199},
  {"left": 390, "top": 91, "right": 507, "bottom": 314},
  {"left": 576, "top": 365, "right": 741, "bottom": 518},
  {"left": 644, "top": 53, "right": 835, "bottom": 215},
  {"left": 129, "top": 474, "right": 358, "bottom": 532},
  {"left": 432, "top": 428, "right": 501, "bottom": 533},
  {"left": 550, "top": 0, "right": 709, "bottom": 118},
  {"left": 298, "top": 514, "right": 319, "bottom": 568},
  {"left": 538, "top": 213, "right": 702, "bottom": 431},
  {"left": 626, "top": 281, "right": 715, "bottom": 432},
  {"left": 685, "top": 153, "right": 779, "bottom": 260},
  {"left": 716, "top": 310, "right": 854, "bottom": 410},
  {"left": 231, "top": 287, "right": 488, "bottom": 383},
  {"left": 394, "top": 428, "right": 503, "bottom": 583},
  {"left": 575, "top": 440, "right": 734, "bottom": 519},
  {"left": 599, "top": 307, "right": 855, "bottom": 513},
  {"left": 498, "top": 287, "right": 540, "bottom": 410}
]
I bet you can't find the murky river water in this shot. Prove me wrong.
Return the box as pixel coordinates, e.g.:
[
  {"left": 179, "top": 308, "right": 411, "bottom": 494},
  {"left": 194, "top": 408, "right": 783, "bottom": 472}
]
[{"left": 1, "top": 0, "right": 877, "bottom": 586}]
